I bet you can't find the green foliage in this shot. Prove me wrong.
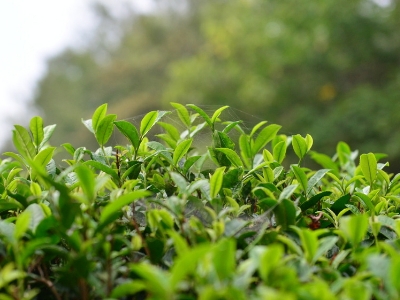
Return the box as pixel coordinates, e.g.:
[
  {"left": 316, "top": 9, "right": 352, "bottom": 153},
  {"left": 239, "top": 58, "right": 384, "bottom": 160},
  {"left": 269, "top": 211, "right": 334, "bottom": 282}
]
[{"left": 3, "top": 104, "right": 400, "bottom": 299}]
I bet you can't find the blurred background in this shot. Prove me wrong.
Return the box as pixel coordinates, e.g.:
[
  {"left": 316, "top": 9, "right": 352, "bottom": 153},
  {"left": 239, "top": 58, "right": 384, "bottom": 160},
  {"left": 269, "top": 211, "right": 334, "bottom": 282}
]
[{"left": 2, "top": 0, "right": 400, "bottom": 170}]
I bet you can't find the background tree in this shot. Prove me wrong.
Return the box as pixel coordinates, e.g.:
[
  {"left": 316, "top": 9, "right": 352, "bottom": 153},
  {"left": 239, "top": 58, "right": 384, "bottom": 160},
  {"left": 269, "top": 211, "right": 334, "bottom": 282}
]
[{"left": 30, "top": 0, "right": 400, "bottom": 170}]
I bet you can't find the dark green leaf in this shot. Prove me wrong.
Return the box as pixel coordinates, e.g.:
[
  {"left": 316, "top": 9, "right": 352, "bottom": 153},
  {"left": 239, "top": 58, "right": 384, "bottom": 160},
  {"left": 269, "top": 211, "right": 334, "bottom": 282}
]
[
  {"left": 330, "top": 194, "right": 351, "bottom": 215},
  {"left": 300, "top": 191, "right": 332, "bottom": 212}
]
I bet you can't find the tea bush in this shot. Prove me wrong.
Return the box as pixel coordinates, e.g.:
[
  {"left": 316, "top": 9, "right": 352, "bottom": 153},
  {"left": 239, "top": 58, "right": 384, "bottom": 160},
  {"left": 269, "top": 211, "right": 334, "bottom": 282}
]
[{"left": 1, "top": 103, "right": 400, "bottom": 299}]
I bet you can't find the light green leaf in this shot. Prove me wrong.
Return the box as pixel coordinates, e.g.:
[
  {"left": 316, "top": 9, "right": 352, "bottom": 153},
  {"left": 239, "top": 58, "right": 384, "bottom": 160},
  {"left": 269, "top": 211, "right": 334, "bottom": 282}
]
[
  {"left": 292, "top": 165, "right": 308, "bottom": 193},
  {"left": 187, "top": 104, "right": 212, "bottom": 129},
  {"left": 158, "top": 122, "right": 181, "bottom": 142},
  {"left": 130, "top": 263, "right": 171, "bottom": 299},
  {"left": 39, "top": 124, "right": 56, "bottom": 150},
  {"left": 250, "top": 121, "right": 268, "bottom": 138},
  {"left": 95, "top": 114, "right": 117, "bottom": 146},
  {"left": 81, "top": 118, "right": 94, "bottom": 133},
  {"left": 293, "top": 228, "right": 318, "bottom": 264},
  {"left": 14, "top": 210, "right": 31, "bottom": 240},
  {"left": 273, "top": 140, "right": 287, "bottom": 164},
  {"left": 114, "top": 120, "right": 140, "bottom": 150},
  {"left": 310, "top": 151, "right": 339, "bottom": 176},
  {"left": 340, "top": 214, "right": 368, "bottom": 247},
  {"left": 354, "top": 192, "right": 375, "bottom": 216},
  {"left": 211, "top": 105, "right": 229, "bottom": 125},
  {"left": 99, "top": 191, "right": 151, "bottom": 228},
  {"left": 171, "top": 102, "right": 191, "bottom": 127},
  {"left": 173, "top": 139, "right": 193, "bottom": 166},
  {"left": 170, "top": 172, "right": 188, "bottom": 192},
  {"left": 25, "top": 203, "right": 46, "bottom": 233},
  {"left": 140, "top": 111, "right": 158, "bottom": 136},
  {"left": 305, "top": 134, "right": 313, "bottom": 151},
  {"left": 83, "top": 160, "right": 119, "bottom": 182},
  {"left": 110, "top": 280, "right": 146, "bottom": 298},
  {"left": 214, "top": 148, "right": 243, "bottom": 167},
  {"left": 360, "top": 153, "right": 377, "bottom": 185},
  {"left": 33, "top": 147, "right": 56, "bottom": 168},
  {"left": 92, "top": 103, "right": 108, "bottom": 131},
  {"left": 292, "top": 134, "right": 308, "bottom": 161},
  {"left": 29, "top": 116, "right": 44, "bottom": 148},
  {"left": 210, "top": 166, "right": 225, "bottom": 199},
  {"left": 212, "top": 238, "right": 236, "bottom": 280},
  {"left": 337, "top": 141, "right": 351, "bottom": 166},
  {"left": 252, "top": 124, "right": 281, "bottom": 155},
  {"left": 279, "top": 184, "right": 298, "bottom": 201},
  {"left": 274, "top": 199, "right": 296, "bottom": 230},
  {"left": 75, "top": 165, "right": 95, "bottom": 202},
  {"left": 306, "top": 169, "right": 330, "bottom": 196},
  {"left": 13, "top": 125, "right": 36, "bottom": 159}
]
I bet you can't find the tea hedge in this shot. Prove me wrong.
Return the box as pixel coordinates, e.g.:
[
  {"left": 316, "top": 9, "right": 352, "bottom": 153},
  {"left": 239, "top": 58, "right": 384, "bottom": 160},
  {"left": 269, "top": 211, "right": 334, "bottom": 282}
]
[{"left": 1, "top": 103, "right": 400, "bottom": 299}]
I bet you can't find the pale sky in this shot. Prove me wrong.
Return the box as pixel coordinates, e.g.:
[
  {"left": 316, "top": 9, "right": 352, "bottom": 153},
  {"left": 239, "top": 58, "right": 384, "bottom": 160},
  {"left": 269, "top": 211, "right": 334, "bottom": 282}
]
[{"left": 0, "top": 0, "right": 153, "bottom": 149}]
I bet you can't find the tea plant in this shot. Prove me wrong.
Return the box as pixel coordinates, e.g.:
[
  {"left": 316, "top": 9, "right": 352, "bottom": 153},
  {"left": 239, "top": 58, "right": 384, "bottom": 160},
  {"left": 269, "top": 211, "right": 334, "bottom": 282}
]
[{"left": 1, "top": 103, "right": 400, "bottom": 299}]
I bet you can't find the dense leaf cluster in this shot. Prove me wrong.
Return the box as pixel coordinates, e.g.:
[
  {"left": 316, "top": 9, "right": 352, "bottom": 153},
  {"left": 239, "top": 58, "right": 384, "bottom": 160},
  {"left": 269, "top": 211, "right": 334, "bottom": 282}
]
[{"left": 1, "top": 104, "right": 400, "bottom": 299}]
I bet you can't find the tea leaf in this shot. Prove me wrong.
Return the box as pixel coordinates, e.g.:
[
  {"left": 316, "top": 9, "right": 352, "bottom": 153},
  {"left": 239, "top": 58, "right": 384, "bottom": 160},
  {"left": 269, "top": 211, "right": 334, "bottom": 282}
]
[
  {"left": 273, "top": 140, "right": 287, "bottom": 164},
  {"left": 171, "top": 102, "right": 191, "bottom": 127},
  {"left": 92, "top": 103, "right": 107, "bottom": 131},
  {"left": 29, "top": 116, "right": 44, "bottom": 148},
  {"left": 340, "top": 214, "right": 368, "bottom": 247},
  {"left": 99, "top": 191, "right": 151, "bottom": 228},
  {"left": 14, "top": 210, "right": 31, "bottom": 240},
  {"left": 279, "top": 184, "right": 298, "bottom": 201},
  {"left": 252, "top": 124, "right": 281, "bottom": 155},
  {"left": 360, "top": 153, "right": 377, "bottom": 185},
  {"left": 210, "top": 167, "right": 225, "bottom": 199},
  {"left": 83, "top": 160, "right": 119, "bottom": 182},
  {"left": 211, "top": 105, "right": 229, "bottom": 125},
  {"left": 274, "top": 199, "right": 296, "bottom": 230},
  {"left": 33, "top": 147, "right": 56, "bottom": 168},
  {"left": 75, "top": 165, "right": 95, "bottom": 202},
  {"left": 187, "top": 104, "right": 213, "bottom": 129},
  {"left": 300, "top": 191, "right": 331, "bottom": 212},
  {"left": 173, "top": 139, "right": 193, "bottom": 166},
  {"left": 214, "top": 148, "right": 243, "bottom": 167},
  {"left": 292, "top": 134, "right": 308, "bottom": 161},
  {"left": 114, "top": 120, "right": 140, "bottom": 149},
  {"left": 292, "top": 165, "right": 308, "bottom": 193},
  {"left": 13, "top": 125, "right": 36, "bottom": 159},
  {"left": 306, "top": 169, "right": 330, "bottom": 196},
  {"left": 95, "top": 114, "right": 117, "bottom": 146},
  {"left": 39, "top": 124, "right": 57, "bottom": 150}
]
